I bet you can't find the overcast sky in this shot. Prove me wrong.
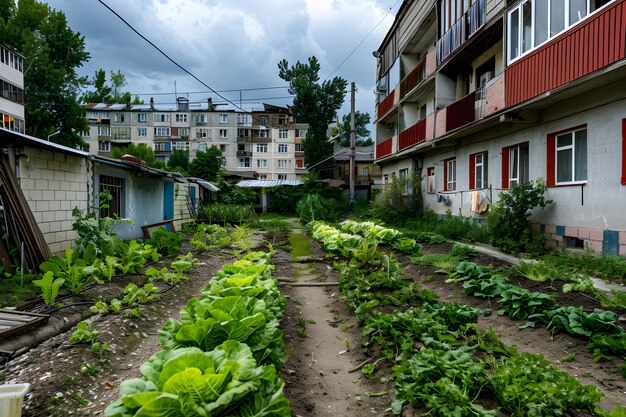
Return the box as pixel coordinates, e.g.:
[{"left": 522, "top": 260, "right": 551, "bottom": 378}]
[{"left": 43, "top": 0, "right": 400, "bottom": 126}]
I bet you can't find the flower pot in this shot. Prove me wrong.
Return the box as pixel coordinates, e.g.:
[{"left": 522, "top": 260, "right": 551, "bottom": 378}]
[{"left": 0, "top": 384, "right": 30, "bottom": 417}]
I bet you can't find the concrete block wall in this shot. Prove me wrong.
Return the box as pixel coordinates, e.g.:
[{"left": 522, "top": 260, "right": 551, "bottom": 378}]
[
  {"left": 18, "top": 148, "right": 90, "bottom": 256},
  {"left": 173, "top": 182, "right": 198, "bottom": 230},
  {"left": 537, "top": 223, "right": 626, "bottom": 256}
]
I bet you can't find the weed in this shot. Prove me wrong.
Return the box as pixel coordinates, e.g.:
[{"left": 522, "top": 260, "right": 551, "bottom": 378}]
[
  {"left": 46, "top": 407, "right": 59, "bottom": 416},
  {"left": 562, "top": 352, "right": 576, "bottom": 362},
  {"left": 68, "top": 390, "right": 89, "bottom": 406},
  {"left": 619, "top": 362, "right": 626, "bottom": 379},
  {"left": 361, "top": 363, "right": 376, "bottom": 379},
  {"left": 231, "top": 224, "right": 253, "bottom": 256},
  {"left": 80, "top": 363, "right": 99, "bottom": 376},
  {"left": 411, "top": 254, "right": 460, "bottom": 272},
  {"left": 340, "top": 323, "right": 354, "bottom": 331},
  {"left": 62, "top": 376, "right": 76, "bottom": 386},
  {"left": 289, "top": 232, "right": 312, "bottom": 259},
  {"left": 343, "top": 338, "right": 351, "bottom": 350}
]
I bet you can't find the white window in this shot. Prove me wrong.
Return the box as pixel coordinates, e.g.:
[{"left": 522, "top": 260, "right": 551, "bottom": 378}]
[
  {"left": 509, "top": 143, "right": 529, "bottom": 186},
  {"left": 197, "top": 114, "right": 207, "bottom": 124},
  {"left": 555, "top": 127, "right": 587, "bottom": 184},
  {"left": 277, "top": 159, "right": 289, "bottom": 168},
  {"left": 174, "top": 142, "right": 189, "bottom": 150},
  {"left": 78, "top": 130, "right": 90, "bottom": 137},
  {"left": 98, "top": 141, "right": 111, "bottom": 152},
  {"left": 277, "top": 174, "right": 288, "bottom": 180},
  {"left": 198, "top": 128, "right": 209, "bottom": 139},
  {"left": 175, "top": 113, "right": 187, "bottom": 123},
  {"left": 295, "top": 129, "right": 307, "bottom": 138},
  {"left": 220, "top": 129, "right": 228, "bottom": 138},
  {"left": 256, "top": 144, "right": 268, "bottom": 153},
  {"left": 198, "top": 143, "right": 207, "bottom": 151},
  {"left": 154, "top": 142, "right": 169, "bottom": 151},
  {"left": 179, "top": 127, "right": 189, "bottom": 137},
  {"left": 257, "top": 159, "right": 268, "bottom": 168},
  {"left": 278, "top": 144, "right": 288, "bottom": 153},
  {"left": 473, "top": 152, "right": 488, "bottom": 189},
  {"left": 155, "top": 127, "right": 171, "bottom": 136},
  {"left": 238, "top": 113, "right": 252, "bottom": 124},
  {"left": 218, "top": 114, "right": 228, "bottom": 124},
  {"left": 237, "top": 158, "right": 251, "bottom": 168},
  {"left": 507, "top": 0, "right": 605, "bottom": 62},
  {"left": 137, "top": 128, "right": 147, "bottom": 137},
  {"left": 362, "top": 167, "right": 369, "bottom": 176},
  {"left": 259, "top": 116, "right": 268, "bottom": 125},
  {"left": 445, "top": 159, "right": 456, "bottom": 191},
  {"left": 427, "top": 167, "right": 436, "bottom": 193},
  {"left": 295, "top": 143, "right": 304, "bottom": 152},
  {"left": 137, "top": 113, "right": 146, "bottom": 123},
  {"left": 279, "top": 129, "right": 288, "bottom": 139},
  {"left": 98, "top": 126, "right": 110, "bottom": 136},
  {"left": 257, "top": 129, "right": 268, "bottom": 138},
  {"left": 153, "top": 113, "right": 170, "bottom": 122}
]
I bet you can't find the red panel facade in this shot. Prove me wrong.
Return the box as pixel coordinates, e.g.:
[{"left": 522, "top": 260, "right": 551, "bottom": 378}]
[
  {"left": 376, "top": 90, "right": 396, "bottom": 120},
  {"left": 446, "top": 91, "right": 477, "bottom": 132},
  {"left": 375, "top": 138, "right": 393, "bottom": 159},
  {"left": 506, "top": 0, "right": 626, "bottom": 108},
  {"left": 398, "top": 119, "right": 427, "bottom": 151},
  {"left": 546, "top": 133, "right": 556, "bottom": 187}
]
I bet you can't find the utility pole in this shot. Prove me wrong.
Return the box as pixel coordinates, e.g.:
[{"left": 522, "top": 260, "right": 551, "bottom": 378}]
[{"left": 349, "top": 82, "right": 356, "bottom": 208}]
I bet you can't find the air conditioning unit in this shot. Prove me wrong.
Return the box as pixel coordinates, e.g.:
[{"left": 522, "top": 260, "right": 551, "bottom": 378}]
[{"left": 479, "top": 71, "right": 495, "bottom": 86}]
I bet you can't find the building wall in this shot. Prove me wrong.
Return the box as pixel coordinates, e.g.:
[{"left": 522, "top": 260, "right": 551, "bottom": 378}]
[
  {"left": 17, "top": 148, "right": 90, "bottom": 256},
  {"left": 173, "top": 182, "right": 199, "bottom": 230}
]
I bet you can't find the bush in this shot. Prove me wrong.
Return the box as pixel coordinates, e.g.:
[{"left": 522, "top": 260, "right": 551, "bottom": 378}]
[
  {"left": 145, "top": 227, "right": 182, "bottom": 256},
  {"left": 488, "top": 179, "right": 551, "bottom": 255},
  {"left": 296, "top": 194, "right": 344, "bottom": 224},
  {"left": 204, "top": 203, "right": 257, "bottom": 225},
  {"left": 371, "top": 170, "right": 422, "bottom": 224}
]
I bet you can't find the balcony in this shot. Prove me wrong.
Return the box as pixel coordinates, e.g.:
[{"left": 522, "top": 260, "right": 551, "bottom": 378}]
[
  {"left": 399, "top": 50, "right": 437, "bottom": 101},
  {"left": 236, "top": 150, "right": 252, "bottom": 157},
  {"left": 437, "top": 0, "right": 486, "bottom": 64},
  {"left": 253, "top": 136, "right": 271, "bottom": 143},
  {"left": 398, "top": 117, "right": 429, "bottom": 151},
  {"left": 376, "top": 90, "right": 396, "bottom": 121},
  {"left": 375, "top": 138, "right": 393, "bottom": 160},
  {"left": 505, "top": 0, "right": 626, "bottom": 108},
  {"left": 295, "top": 151, "right": 304, "bottom": 157}
]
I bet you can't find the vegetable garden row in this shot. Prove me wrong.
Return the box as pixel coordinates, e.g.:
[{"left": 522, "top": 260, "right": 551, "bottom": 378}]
[{"left": 307, "top": 220, "right": 626, "bottom": 416}]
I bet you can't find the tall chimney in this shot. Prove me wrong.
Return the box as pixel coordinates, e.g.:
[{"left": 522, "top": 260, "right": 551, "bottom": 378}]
[{"left": 150, "top": 97, "right": 155, "bottom": 111}]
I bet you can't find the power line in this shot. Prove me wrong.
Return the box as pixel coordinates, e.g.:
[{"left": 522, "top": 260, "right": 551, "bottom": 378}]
[
  {"left": 130, "top": 86, "right": 290, "bottom": 96},
  {"left": 325, "top": 0, "right": 401, "bottom": 80}
]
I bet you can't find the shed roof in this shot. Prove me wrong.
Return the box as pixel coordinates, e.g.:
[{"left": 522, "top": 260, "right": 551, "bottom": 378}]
[
  {"left": 0, "top": 128, "right": 89, "bottom": 157},
  {"left": 237, "top": 180, "right": 302, "bottom": 188}
]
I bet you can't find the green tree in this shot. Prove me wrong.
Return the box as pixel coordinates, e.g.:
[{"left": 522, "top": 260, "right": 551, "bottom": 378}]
[
  {"left": 112, "top": 143, "right": 162, "bottom": 168},
  {"left": 0, "top": 0, "right": 91, "bottom": 148},
  {"left": 333, "top": 111, "right": 373, "bottom": 147},
  {"left": 188, "top": 147, "right": 223, "bottom": 181},
  {"left": 82, "top": 69, "right": 143, "bottom": 104},
  {"left": 167, "top": 149, "right": 189, "bottom": 174},
  {"left": 278, "top": 57, "right": 347, "bottom": 175}
]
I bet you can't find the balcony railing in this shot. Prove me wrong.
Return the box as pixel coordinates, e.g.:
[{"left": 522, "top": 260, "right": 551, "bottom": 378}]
[
  {"left": 400, "top": 56, "right": 426, "bottom": 100},
  {"left": 446, "top": 90, "right": 476, "bottom": 132},
  {"left": 375, "top": 138, "right": 393, "bottom": 159},
  {"left": 437, "top": 0, "right": 486, "bottom": 64},
  {"left": 376, "top": 90, "right": 395, "bottom": 120},
  {"left": 505, "top": 0, "right": 626, "bottom": 107},
  {"left": 237, "top": 150, "right": 252, "bottom": 157},
  {"left": 398, "top": 118, "right": 427, "bottom": 151}
]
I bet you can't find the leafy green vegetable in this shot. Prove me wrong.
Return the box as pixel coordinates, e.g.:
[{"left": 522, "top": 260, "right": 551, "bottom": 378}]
[
  {"left": 449, "top": 243, "right": 477, "bottom": 260},
  {"left": 463, "top": 275, "right": 511, "bottom": 298},
  {"left": 546, "top": 306, "right": 623, "bottom": 338},
  {"left": 497, "top": 287, "right": 556, "bottom": 321},
  {"left": 69, "top": 321, "right": 99, "bottom": 345},
  {"left": 32, "top": 271, "right": 64, "bottom": 306},
  {"left": 145, "top": 227, "right": 182, "bottom": 256}
]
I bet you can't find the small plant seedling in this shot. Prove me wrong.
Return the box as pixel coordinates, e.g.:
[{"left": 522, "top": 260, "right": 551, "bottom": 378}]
[
  {"left": 124, "top": 308, "right": 142, "bottom": 318},
  {"left": 343, "top": 338, "right": 351, "bottom": 350},
  {"left": 80, "top": 363, "right": 99, "bottom": 376},
  {"left": 69, "top": 321, "right": 99, "bottom": 345},
  {"left": 68, "top": 390, "right": 89, "bottom": 406},
  {"left": 91, "top": 341, "right": 108, "bottom": 363},
  {"left": 561, "top": 352, "right": 576, "bottom": 362},
  {"left": 361, "top": 363, "right": 376, "bottom": 379}
]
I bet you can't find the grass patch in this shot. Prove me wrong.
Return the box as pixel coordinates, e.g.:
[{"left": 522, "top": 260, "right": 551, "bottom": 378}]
[
  {"left": 0, "top": 273, "right": 39, "bottom": 308},
  {"left": 411, "top": 254, "right": 460, "bottom": 273},
  {"left": 289, "top": 232, "right": 312, "bottom": 259},
  {"left": 541, "top": 250, "right": 626, "bottom": 284}
]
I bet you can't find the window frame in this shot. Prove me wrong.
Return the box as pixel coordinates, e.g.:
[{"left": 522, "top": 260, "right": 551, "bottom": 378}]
[
  {"left": 427, "top": 167, "right": 436, "bottom": 193},
  {"left": 219, "top": 129, "right": 228, "bottom": 139},
  {"left": 469, "top": 151, "right": 488, "bottom": 190},
  {"left": 256, "top": 159, "right": 268, "bottom": 168},
  {"left": 547, "top": 125, "right": 588, "bottom": 186},
  {"left": 444, "top": 158, "right": 456, "bottom": 191},
  {"left": 277, "top": 159, "right": 289, "bottom": 169},
  {"left": 279, "top": 129, "right": 289, "bottom": 139},
  {"left": 99, "top": 175, "right": 124, "bottom": 218},
  {"left": 277, "top": 144, "right": 288, "bottom": 153},
  {"left": 256, "top": 144, "right": 268, "bottom": 153},
  {"left": 218, "top": 114, "right": 228, "bottom": 124}
]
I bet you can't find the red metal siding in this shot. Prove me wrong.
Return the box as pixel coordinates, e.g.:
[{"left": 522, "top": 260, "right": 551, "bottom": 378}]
[
  {"left": 399, "top": 57, "right": 426, "bottom": 99},
  {"left": 506, "top": 0, "right": 626, "bottom": 107},
  {"left": 376, "top": 138, "right": 393, "bottom": 159},
  {"left": 376, "top": 90, "right": 396, "bottom": 120},
  {"left": 398, "top": 119, "right": 427, "bottom": 151},
  {"left": 446, "top": 91, "right": 477, "bottom": 132}
]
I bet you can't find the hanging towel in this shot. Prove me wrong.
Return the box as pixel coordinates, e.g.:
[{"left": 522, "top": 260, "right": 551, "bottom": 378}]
[{"left": 470, "top": 191, "right": 480, "bottom": 212}]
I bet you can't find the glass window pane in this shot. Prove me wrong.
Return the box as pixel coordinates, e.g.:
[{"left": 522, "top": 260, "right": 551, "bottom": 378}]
[
  {"left": 522, "top": 1, "right": 533, "bottom": 52},
  {"left": 569, "top": 0, "right": 587, "bottom": 25},
  {"left": 557, "top": 132, "right": 572, "bottom": 148},
  {"left": 574, "top": 129, "right": 587, "bottom": 181},
  {"left": 520, "top": 145, "right": 530, "bottom": 183},
  {"left": 510, "top": 147, "right": 519, "bottom": 182},
  {"left": 509, "top": 8, "right": 520, "bottom": 60},
  {"left": 535, "top": 0, "right": 549, "bottom": 46},
  {"left": 557, "top": 148, "right": 573, "bottom": 182},
  {"left": 476, "top": 166, "right": 483, "bottom": 189},
  {"left": 550, "top": 0, "right": 565, "bottom": 36}
]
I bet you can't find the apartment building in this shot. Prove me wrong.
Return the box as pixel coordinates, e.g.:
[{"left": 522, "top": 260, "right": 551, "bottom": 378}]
[
  {"left": 84, "top": 100, "right": 307, "bottom": 180},
  {"left": 0, "top": 43, "right": 25, "bottom": 133},
  {"left": 374, "top": 0, "right": 626, "bottom": 254}
]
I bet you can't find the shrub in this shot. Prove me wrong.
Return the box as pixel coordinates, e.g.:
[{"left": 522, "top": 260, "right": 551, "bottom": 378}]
[
  {"left": 296, "top": 194, "right": 344, "bottom": 224},
  {"left": 371, "top": 170, "right": 422, "bottom": 224},
  {"left": 204, "top": 203, "right": 256, "bottom": 225},
  {"left": 145, "top": 227, "right": 181, "bottom": 256},
  {"left": 449, "top": 243, "right": 478, "bottom": 260},
  {"left": 488, "top": 179, "right": 552, "bottom": 255}
]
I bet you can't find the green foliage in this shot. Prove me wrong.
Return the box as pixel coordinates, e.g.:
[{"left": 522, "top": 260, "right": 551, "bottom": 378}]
[
  {"left": 391, "top": 237, "right": 422, "bottom": 255},
  {"left": 296, "top": 194, "right": 344, "bottom": 223},
  {"left": 204, "top": 203, "right": 256, "bottom": 226},
  {"left": 490, "top": 352, "right": 602, "bottom": 416},
  {"left": 32, "top": 271, "right": 64, "bottom": 306},
  {"left": 497, "top": 287, "right": 556, "bottom": 321},
  {"left": 122, "top": 283, "right": 160, "bottom": 305},
  {"left": 371, "top": 170, "right": 423, "bottom": 223},
  {"left": 545, "top": 306, "right": 623, "bottom": 338},
  {"left": 146, "top": 227, "right": 182, "bottom": 257},
  {"left": 449, "top": 243, "right": 477, "bottom": 260},
  {"left": 403, "top": 210, "right": 490, "bottom": 243},
  {"left": 488, "top": 179, "right": 551, "bottom": 255},
  {"left": 189, "top": 224, "right": 231, "bottom": 251},
  {"left": 166, "top": 149, "right": 189, "bottom": 173},
  {"left": 333, "top": 111, "right": 373, "bottom": 147},
  {"left": 171, "top": 252, "right": 204, "bottom": 274},
  {"left": 39, "top": 248, "right": 100, "bottom": 294},
  {"left": 266, "top": 186, "right": 303, "bottom": 214},
  {"left": 145, "top": 267, "right": 187, "bottom": 286},
  {"left": 112, "top": 143, "right": 162, "bottom": 168},
  {"left": 257, "top": 218, "right": 292, "bottom": 244},
  {"left": 278, "top": 56, "right": 347, "bottom": 173},
  {"left": 542, "top": 250, "right": 626, "bottom": 284},
  {"left": 231, "top": 225, "right": 253, "bottom": 256},
  {"left": 587, "top": 334, "right": 626, "bottom": 362},
  {"left": 512, "top": 259, "right": 564, "bottom": 282},
  {"left": 411, "top": 254, "right": 460, "bottom": 272},
  {"left": 463, "top": 275, "right": 511, "bottom": 298},
  {"left": 82, "top": 69, "right": 142, "bottom": 105},
  {"left": 188, "top": 147, "right": 223, "bottom": 181},
  {"left": 91, "top": 341, "right": 109, "bottom": 364},
  {"left": 69, "top": 321, "right": 99, "bottom": 345}
]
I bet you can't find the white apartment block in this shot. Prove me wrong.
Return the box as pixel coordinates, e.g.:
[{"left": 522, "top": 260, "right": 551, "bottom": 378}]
[
  {"left": 84, "top": 99, "right": 307, "bottom": 180},
  {"left": 0, "top": 43, "right": 25, "bottom": 133}
]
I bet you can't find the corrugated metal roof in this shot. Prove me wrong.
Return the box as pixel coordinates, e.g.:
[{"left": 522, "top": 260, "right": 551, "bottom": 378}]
[
  {"left": 237, "top": 180, "right": 302, "bottom": 188},
  {"left": 0, "top": 128, "right": 90, "bottom": 157}
]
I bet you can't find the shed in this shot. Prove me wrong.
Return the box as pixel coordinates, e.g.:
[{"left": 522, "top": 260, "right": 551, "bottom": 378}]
[{"left": 236, "top": 179, "right": 303, "bottom": 212}]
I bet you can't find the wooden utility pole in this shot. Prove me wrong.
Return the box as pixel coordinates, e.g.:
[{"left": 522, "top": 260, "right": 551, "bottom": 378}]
[{"left": 349, "top": 82, "right": 356, "bottom": 205}]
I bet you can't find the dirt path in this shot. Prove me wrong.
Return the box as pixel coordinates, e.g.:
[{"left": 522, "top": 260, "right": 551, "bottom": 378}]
[{"left": 275, "top": 239, "right": 392, "bottom": 416}]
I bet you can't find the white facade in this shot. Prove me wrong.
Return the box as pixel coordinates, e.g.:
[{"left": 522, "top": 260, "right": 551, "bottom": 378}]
[{"left": 0, "top": 44, "right": 25, "bottom": 133}]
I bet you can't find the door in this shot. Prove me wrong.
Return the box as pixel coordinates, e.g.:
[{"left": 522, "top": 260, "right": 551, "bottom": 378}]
[{"left": 163, "top": 181, "right": 174, "bottom": 221}]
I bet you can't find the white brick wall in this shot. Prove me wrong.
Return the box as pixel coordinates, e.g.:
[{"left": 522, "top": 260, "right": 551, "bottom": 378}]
[{"left": 18, "top": 148, "right": 90, "bottom": 256}]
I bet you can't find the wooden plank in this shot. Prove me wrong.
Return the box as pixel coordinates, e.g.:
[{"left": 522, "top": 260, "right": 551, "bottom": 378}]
[{"left": 0, "top": 310, "right": 49, "bottom": 340}]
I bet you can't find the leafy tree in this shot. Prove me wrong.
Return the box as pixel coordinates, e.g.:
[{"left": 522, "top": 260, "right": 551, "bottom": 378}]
[
  {"left": 82, "top": 69, "right": 143, "bottom": 104},
  {"left": 278, "top": 56, "right": 347, "bottom": 175},
  {"left": 112, "top": 143, "right": 162, "bottom": 168},
  {"left": 0, "top": 0, "right": 91, "bottom": 148},
  {"left": 188, "top": 146, "right": 223, "bottom": 181},
  {"left": 333, "top": 111, "right": 374, "bottom": 147},
  {"left": 167, "top": 149, "right": 189, "bottom": 174}
]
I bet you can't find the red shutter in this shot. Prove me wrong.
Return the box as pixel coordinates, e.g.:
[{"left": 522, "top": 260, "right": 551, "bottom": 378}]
[
  {"left": 502, "top": 146, "right": 510, "bottom": 189},
  {"left": 546, "top": 133, "right": 556, "bottom": 187},
  {"left": 443, "top": 159, "right": 449, "bottom": 191},
  {"left": 469, "top": 153, "right": 476, "bottom": 190},
  {"left": 622, "top": 119, "right": 626, "bottom": 184}
]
